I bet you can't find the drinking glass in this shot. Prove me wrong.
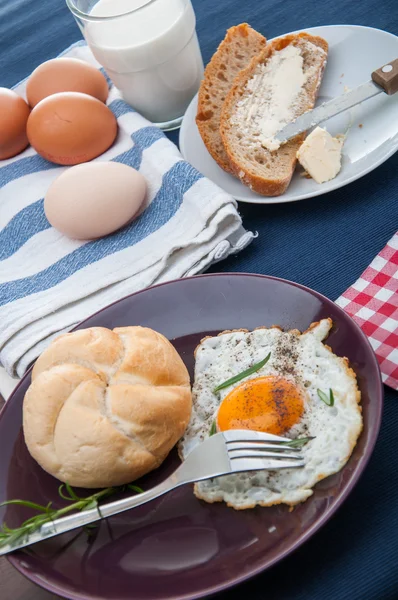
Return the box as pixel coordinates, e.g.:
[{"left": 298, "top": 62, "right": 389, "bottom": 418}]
[{"left": 66, "top": 0, "right": 204, "bottom": 130}]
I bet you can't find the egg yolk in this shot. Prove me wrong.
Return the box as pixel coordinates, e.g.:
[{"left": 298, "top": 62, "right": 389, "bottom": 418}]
[{"left": 216, "top": 376, "right": 305, "bottom": 436}]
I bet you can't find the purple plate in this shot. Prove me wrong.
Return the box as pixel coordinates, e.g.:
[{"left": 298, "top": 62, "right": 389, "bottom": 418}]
[{"left": 0, "top": 274, "right": 383, "bottom": 600}]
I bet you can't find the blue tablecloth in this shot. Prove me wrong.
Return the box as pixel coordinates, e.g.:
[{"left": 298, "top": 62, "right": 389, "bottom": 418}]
[{"left": 1, "top": 0, "right": 398, "bottom": 598}]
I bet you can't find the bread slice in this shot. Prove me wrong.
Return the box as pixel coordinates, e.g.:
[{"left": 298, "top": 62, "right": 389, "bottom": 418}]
[
  {"left": 196, "top": 23, "right": 266, "bottom": 174},
  {"left": 220, "top": 33, "right": 328, "bottom": 196}
]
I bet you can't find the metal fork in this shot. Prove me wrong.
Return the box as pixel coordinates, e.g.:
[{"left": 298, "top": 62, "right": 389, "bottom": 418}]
[{"left": 0, "top": 430, "right": 304, "bottom": 555}]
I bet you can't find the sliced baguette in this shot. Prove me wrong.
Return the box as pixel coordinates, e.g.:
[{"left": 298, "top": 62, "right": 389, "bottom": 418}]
[
  {"left": 220, "top": 33, "right": 328, "bottom": 196},
  {"left": 196, "top": 23, "right": 266, "bottom": 174}
]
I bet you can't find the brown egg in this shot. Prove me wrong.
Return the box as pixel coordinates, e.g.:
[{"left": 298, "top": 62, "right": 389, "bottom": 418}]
[
  {"left": 27, "top": 92, "right": 118, "bottom": 165},
  {"left": 26, "top": 58, "right": 109, "bottom": 107},
  {"left": 44, "top": 162, "right": 147, "bottom": 239},
  {"left": 0, "top": 88, "right": 30, "bottom": 160}
]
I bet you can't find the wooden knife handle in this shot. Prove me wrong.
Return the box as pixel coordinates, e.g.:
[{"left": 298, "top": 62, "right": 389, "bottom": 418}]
[{"left": 371, "top": 58, "right": 398, "bottom": 95}]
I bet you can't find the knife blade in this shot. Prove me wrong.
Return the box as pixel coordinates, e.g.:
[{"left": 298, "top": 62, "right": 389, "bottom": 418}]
[
  {"left": 274, "top": 80, "right": 382, "bottom": 144},
  {"left": 274, "top": 57, "right": 398, "bottom": 143}
]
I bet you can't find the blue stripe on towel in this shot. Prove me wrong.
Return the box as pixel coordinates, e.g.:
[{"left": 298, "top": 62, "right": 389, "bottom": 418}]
[
  {"left": 0, "top": 126, "right": 166, "bottom": 259},
  {"left": 0, "top": 200, "right": 50, "bottom": 261},
  {"left": 100, "top": 68, "right": 112, "bottom": 89},
  {"left": 0, "top": 161, "right": 202, "bottom": 307},
  {"left": 112, "top": 126, "right": 164, "bottom": 167},
  {"left": 0, "top": 155, "right": 58, "bottom": 190},
  {"left": 108, "top": 98, "right": 137, "bottom": 118}
]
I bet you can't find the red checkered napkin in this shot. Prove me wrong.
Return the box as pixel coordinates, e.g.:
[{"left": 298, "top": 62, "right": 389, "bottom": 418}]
[{"left": 336, "top": 232, "right": 398, "bottom": 390}]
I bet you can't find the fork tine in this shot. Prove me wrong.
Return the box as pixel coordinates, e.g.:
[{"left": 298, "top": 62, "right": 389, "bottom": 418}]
[
  {"left": 223, "top": 430, "right": 292, "bottom": 443},
  {"left": 231, "top": 457, "right": 305, "bottom": 472},
  {"left": 229, "top": 450, "right": 303, "bottom": 460},
  {"left": 226, "top": 441, "right": 302, "bottom": 453}
]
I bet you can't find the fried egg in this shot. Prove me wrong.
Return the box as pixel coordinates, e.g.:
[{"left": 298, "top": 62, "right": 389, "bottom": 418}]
[{"left": 179, "top": 319, "right": 362, "bottom": 510}]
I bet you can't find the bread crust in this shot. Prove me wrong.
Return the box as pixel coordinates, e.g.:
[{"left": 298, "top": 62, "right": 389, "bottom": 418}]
[
  {"left": 220, "top": 33, "right": 328, "bottom": 196},
  {"left": 23, "top": 326, "right": 192, "bottom": 488},
  {"left": 196, "top": 23, "right": 266, "bottom": 174}
]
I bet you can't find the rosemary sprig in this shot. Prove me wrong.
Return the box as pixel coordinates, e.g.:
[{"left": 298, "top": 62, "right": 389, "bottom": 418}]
[
  {"left": 279, "top": 436, "right": 315, "bottom": 448},
  {"left": 317, "top": 388, "right": 335, "bottom": 407},
  {"left": 214, "top": 352, "right": 271, "bottom": 393},
  {"left": 209, "top": 420, "right": 217, "bottom": 436},
  {"left": 0, "top": 482, "right": 144, "bottom": 549}
]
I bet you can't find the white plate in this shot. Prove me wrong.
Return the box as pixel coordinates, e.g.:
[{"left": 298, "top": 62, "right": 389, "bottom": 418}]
[{"left": 179, "top": 25, "right": 398, "bottom": 204}]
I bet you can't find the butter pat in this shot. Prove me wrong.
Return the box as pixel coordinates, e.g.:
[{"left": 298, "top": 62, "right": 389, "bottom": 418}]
[{"left": 297, "top": 127, "right": 344, "bottom": 184}]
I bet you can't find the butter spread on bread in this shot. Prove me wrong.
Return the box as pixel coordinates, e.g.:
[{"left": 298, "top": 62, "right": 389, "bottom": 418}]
[{"left": 220, "top": 33, "right": 328, "bottom": 196}]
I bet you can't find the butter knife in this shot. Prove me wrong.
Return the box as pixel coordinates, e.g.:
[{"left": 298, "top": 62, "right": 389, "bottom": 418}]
[{"left": 275, "top": 58, "right": 398, "bottom": 144}]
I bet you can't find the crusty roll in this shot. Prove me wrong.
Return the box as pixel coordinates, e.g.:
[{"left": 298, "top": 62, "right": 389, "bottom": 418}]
[{"left": 23, "top": 326, "right": 192, "bottom": 488}]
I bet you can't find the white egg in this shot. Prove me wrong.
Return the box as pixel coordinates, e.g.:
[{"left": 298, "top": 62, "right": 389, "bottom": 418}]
[
  {"left": 44, "top": 162, "right": 146, "bottom": 240},
  {"left": 179, "top": 319, "right": 362, "bottom": 510}
]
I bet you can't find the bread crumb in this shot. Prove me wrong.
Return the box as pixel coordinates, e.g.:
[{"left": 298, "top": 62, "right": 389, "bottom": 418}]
[
  {"left": 268, "top": 525, "right": 277, "bottom": 533},
  {"left": 358, "top": 123, "right": 363, "bottom": 128},
  {"left": 340, "top": 73, "right": 344, "bottom": 77}
]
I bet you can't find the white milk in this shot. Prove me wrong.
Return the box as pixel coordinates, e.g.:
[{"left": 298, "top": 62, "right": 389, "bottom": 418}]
[{"left": 86, "top": 0, "right": 204, "bottom": 124}]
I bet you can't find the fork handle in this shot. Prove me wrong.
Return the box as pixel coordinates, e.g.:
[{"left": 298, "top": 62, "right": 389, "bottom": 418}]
[
  {"left": 48, "top": 478, "right": 177, "bottom": 534},
  {"left": 47, "top": 478, "right": 180, "bottom": 533},
  {"left": 0, "top": 474, "right": 183, "bottom": 556}
]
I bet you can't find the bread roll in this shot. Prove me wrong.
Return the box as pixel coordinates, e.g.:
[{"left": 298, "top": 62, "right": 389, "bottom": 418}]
[{"left": 23, "top": 326, "right": 191, "bottom": 488}]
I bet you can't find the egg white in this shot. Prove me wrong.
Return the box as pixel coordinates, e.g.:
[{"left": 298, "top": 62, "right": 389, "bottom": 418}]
[{"left": 179, "top": 319, "right": 362, "bottom": 510}]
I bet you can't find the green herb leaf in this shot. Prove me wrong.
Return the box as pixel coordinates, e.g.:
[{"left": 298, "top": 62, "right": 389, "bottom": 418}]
[
  {"left": 83, "top": 523, "right": 98, "bottom": 536},
  {"left": 0, "top": 500, "right": 50, "bottom": 513},
  {"left": 209, "top": 420, "right": 217, "bottom": 436},
  {"left": 22, "top": 515, "right": 48, "bottom": 527},
  {"left": 213, "top": 352, "right": 271, "bottom": 393},
  {"left": 317, "top": 388, "right": 335, "bottom": 407},
  {"left": 65, "top": 483, "right": 81, "bottom": 501},
  {"left": 0, "top": 482, "right": 144, "bottom": 550},
  {"left": 58, "top": 484, "right": 73, "bottom": 502},
  {"left": 127, "top": 484, "right": 144, "bottom": 494},
  {"left": 1, "top": 524, "right": 17, "bottom": 534},
  {"left": 280, "top": 436, "right": 315, "bottom": 448}
]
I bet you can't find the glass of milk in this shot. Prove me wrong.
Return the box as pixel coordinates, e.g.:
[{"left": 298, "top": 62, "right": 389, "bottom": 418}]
[{"left": 66, "top": 0, "right": 204, "bottom": 130}]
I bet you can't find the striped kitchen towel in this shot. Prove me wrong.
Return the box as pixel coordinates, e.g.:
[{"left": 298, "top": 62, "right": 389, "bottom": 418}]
[{"left": 0, "top": 41, "right": 254, "bottom": 378}]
